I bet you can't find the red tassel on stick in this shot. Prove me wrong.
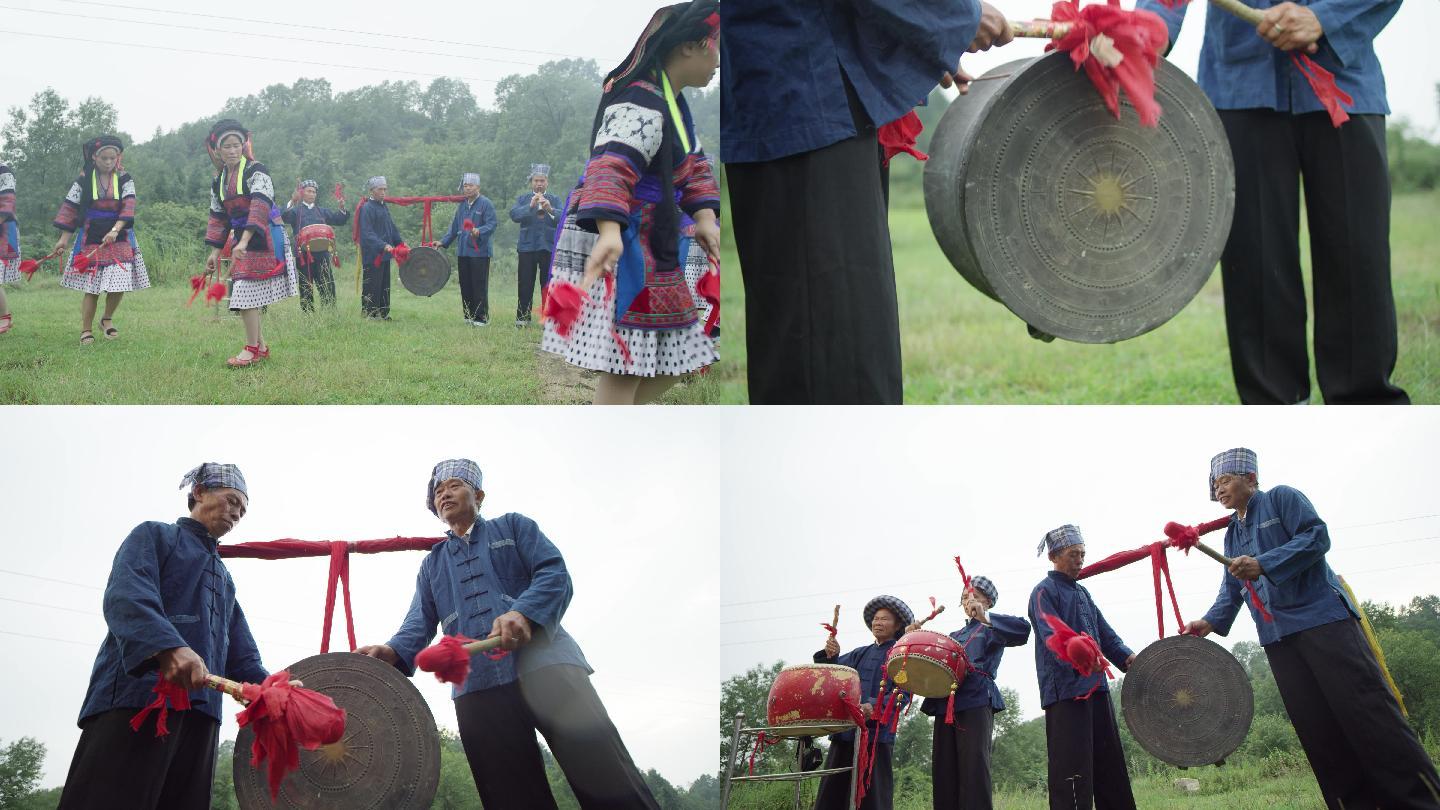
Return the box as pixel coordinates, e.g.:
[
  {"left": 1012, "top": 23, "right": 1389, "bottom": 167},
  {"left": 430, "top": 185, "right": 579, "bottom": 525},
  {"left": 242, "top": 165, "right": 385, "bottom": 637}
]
[
  {"left": 1047, "top": 0, "right": 1169, "bottom": 126},
  {"left": 696, "top": 259, "right": 720, "bottom": 337},
  {"left": 945, "top": 691, "right": 956, "bottom": 726},
  {"left": 1037, "top": 595, "right": 1113, "bottom": 699},
  {"left": 236, "top": 671, "right": 347, "bottom": 800},
  {"left": 206, "top": 283, "right": 228, "bottom": 305},
  {"left": 1291, "top": 53, "right": 1352, "bottom": 127},
  {"left": 392, "top": 244, "right": 411, "bottom": 264}
]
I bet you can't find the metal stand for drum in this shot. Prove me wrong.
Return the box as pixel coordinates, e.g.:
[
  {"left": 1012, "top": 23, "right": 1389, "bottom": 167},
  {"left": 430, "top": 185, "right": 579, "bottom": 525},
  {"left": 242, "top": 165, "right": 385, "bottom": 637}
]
[{"left": 719, "top": 712, "right": 861, "bottom": 810}]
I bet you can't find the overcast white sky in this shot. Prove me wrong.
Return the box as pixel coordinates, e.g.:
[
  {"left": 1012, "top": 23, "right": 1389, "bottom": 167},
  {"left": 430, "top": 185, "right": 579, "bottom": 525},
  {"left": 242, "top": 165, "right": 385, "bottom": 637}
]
[
  {"left": 721, "top": 407, "right": 1440, "bottom": 731},
  {"left": 0, "top": 406, "right": 720, "bottom": 790},
  {"left": 952, "top": 0, "right": 1440, "bottom": 137},
  {"left": 0, "top": 0, "right": 658, "bottom": 140}
]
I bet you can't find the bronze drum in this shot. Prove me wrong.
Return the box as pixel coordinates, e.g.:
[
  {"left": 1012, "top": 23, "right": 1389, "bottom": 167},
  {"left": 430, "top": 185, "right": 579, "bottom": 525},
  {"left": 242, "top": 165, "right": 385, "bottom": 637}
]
[
  {"left": 1120, "top": 634, "right": 1253, "bottom": 767},
  {"left": 398, "top": 246, "right": 451, "bottom": 297},
  {"left": 924, "top": 52, "right": 1235, "bottom": 343},
  {"left": 233, "top": 653, "right": 440, "bottom": 809}
]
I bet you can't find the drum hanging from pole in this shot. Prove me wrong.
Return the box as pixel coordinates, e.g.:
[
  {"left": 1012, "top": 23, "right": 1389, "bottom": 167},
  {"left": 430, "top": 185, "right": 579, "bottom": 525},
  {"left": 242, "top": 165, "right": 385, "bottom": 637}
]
[
  {"left": 1120, "top": 634, "right": 1253, "bottom": 768},
  {"left": 233, "top": 653, "right": 441, "bottom": 809},
  {"left": 398, "top": 246, "right": 451, "bottom": 297},
  {"left": 923, "top": 52, "right": 1235, "bottom": 343}
]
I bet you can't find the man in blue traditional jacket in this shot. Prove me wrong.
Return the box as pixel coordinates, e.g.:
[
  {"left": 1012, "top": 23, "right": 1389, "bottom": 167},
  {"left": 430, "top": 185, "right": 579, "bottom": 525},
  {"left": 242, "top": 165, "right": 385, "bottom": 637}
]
[
  {"left": 1185, "top": 448, "right": 1440, "bottom": 808},
  {"left": 1136, "top": 0, "right": 1408, "bottom": 405},
  {"left": 438, "top": 173, "right": 498, "bottom": 326},
  {"left": 282, "top": 179, "right": 349, "bottom": 312},
  {"left": 812, "top": 594, "right": 915, "bottom": 810},
  {"left": 721, "top": 0, "right": 1011, "bottom": 404},
  {"left": 58, "top": 463, "right": 271, "bottom": 810},
  {"left": 1029, "top": 525, "right": 1137, "bottom": 810},
  {"left": 916, "top": 575, "right": 1029, "bottom": 810},
  {"left": 509, "top": 163, "right": 561, "bottom": 327},
  {"left": 356, "top": 459, "right": 658, "bottom": 809},
  {"left": 357, "top": 176, "right": 406, "bottom": 320}
]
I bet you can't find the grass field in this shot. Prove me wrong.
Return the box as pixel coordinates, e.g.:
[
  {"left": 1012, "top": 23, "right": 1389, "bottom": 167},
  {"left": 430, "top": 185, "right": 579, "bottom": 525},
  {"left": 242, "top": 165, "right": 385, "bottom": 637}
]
[
  {"left": 715, "top": 176, "right": 1440, "bottom": 404},
  {"left": 0, "top": 255, "right": 724, "bottom": 404}
]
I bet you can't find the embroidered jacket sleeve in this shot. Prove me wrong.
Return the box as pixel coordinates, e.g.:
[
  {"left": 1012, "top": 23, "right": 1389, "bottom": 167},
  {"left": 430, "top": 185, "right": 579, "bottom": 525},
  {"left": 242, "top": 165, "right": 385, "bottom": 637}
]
[
  {"left": 506, "top": 514, "right": 573, "bottom": 639},
  {"left": 1253, "top": 486, "right": 1331, "bottom": 585},
  {"left": 205, "top": 181, "right": 229, "bottom": 248},
  {"left": 222, "top": 599, "right": 269, "bottom": 684},
  {"left": 386, "top": 556, "right": 441, "bottom": 676},
  {"left": 676, "top": 153, "right": 720, "bottom": 218},
  {"left": 53, "top": 178, "right": 86, "bottom": 233},
  {"left": 103, "top": 522, "right": 191, "bottom": 677},
  {"left": 241, "top": 164, "right": 277, "bottom": 240},
  {"left": 117, "top": 173, "right": 137, "bottom": 227},
  {"left": 0, "top": 168, "right": 17, "bottom": 223},
  {"left": 575, "top": 86, "right": 667, "bottom": 231}
]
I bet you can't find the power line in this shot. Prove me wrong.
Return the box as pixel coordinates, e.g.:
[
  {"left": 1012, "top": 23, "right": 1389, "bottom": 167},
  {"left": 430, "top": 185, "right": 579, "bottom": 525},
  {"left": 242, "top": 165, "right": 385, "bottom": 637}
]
[
  {"left": 47, "top": 0, "right": 619, "bottom": 63},
  {"left": 7, "top": 29, "right": 506, "bottom": 84},
  {"left": 0, "top": 592, "right": 316, "bottom": 630},
  {"left": 0, "top": 4, "right": 574, "bottom": 70},
  {"left": 0, "top": 568, "right": 101, "bottom": 591}
]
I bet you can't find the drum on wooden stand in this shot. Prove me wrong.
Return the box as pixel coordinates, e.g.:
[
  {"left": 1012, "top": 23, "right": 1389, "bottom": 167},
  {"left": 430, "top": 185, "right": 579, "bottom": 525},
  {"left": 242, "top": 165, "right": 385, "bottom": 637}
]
[{"left": 765, "top": 663, "right": 863, "bottom": 737}]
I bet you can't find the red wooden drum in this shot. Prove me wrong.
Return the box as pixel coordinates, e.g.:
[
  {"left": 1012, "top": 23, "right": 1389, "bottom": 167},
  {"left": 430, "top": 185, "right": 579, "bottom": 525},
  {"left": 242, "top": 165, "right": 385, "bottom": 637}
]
[
  {"left": 766, "top": 664, "right": 862, "bottom": 737},
  {"left": 297, "top": 223, "right": 337, "bottom": 254},
  {"left": 884, "top": 630, "right": 969, "bottom": 699}
]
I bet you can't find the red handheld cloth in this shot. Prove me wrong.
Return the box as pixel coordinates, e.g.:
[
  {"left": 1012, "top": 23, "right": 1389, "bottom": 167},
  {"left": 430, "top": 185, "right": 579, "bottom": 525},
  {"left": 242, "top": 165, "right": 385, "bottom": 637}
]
[
  {"left": 1048, "top": 0, "right": 1169, "bottom": 127},
  {"left": 333, "top": 183, "right": 345, "bottom": 203},
  {"left": 236, "top": 671, "right": 347, "bottom": 800},
  {"left": 206, "top": 283, "right": 227, "bottom": 305},
  {"left": 543, "top": 281, "right": 588, "bottom": 337},
  {"left": 129, "top": 680, "right": 192, "bottom": 737},
  {"left": 696, "top": 258, "right": 720, "bottom": 337},
  {"left": 878, "top": 110, "right": 927, "bottom": 167}
]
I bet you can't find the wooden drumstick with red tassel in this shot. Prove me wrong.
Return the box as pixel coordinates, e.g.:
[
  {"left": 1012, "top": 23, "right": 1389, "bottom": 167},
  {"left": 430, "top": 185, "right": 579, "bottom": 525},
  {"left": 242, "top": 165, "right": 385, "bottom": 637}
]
[{"left": 913, "top": 600, "right": 946, "bottom": 629}]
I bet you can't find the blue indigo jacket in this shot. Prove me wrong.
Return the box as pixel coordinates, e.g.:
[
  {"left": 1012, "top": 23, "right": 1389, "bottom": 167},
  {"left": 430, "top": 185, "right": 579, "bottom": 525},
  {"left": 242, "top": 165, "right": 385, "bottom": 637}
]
[
  {"left": 919, "top": 613, "right": 1031, "bottom": 716},
  {"left": 1029, "top": 571, "right": 1134, "bottom": 708}
]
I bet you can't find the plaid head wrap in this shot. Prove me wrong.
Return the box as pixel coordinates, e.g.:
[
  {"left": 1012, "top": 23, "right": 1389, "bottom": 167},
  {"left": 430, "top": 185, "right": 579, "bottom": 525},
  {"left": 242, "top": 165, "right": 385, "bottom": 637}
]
[
  {"left": 179, "top": 463, "right": 248, "bottom": 499},
  {"left": 863, "top": 595, "right": 915, "bottom": 636},
  {"left": 299, "top": 179, "right": 319, "bottom": 190},
  {"left": 367, "top": 176, "right": 387, "bottom": 191},
  {"left": 459, "top": 173, "right": 480, "bottom": 189},
  {"left": 1037, "top": 524, "right": 1085, "bottom": 557},
  {"left": 969, "top": 575, "right": 999, "bottom": 607},
  {"left": 528, "top": 164, "right": 551, "bottom": 179},
  {"left": 1209, "top": 448, "right": 1258, "bottom": 501},
  {"left": 426, "top": 459, "right": 483, "bottom": 516}
]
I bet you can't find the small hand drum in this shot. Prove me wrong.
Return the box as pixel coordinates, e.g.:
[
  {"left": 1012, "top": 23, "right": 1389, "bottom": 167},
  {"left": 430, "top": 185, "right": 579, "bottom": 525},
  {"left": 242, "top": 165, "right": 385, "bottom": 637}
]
[
  {"left": 233, "top": 653, "right": 441, "bottom": 809},
  {"left": 398, "top": 246, "right": 450, "bottom": 297},
  {"left": 766, "top": 663, "right": 862, "bottom": 737},
  {"left": 885, "top": 630, "right": 969, "bottom": 698},
  {"left": 296, "top": 224, "right": 336, "bottom": 254},
  {"left": 1121, "top": 634, "right": 1254, "bottom": 767}
]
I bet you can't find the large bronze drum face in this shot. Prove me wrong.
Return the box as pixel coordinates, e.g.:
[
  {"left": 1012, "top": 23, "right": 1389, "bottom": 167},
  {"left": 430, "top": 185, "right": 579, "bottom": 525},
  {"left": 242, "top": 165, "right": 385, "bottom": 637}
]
[
  {"left": 1121, "top": 634, "right": 1253, "bottom": 767},
  {"left": 398, "top": 246, "right": 451, "bottom": 297},
  {"left": 234, "top": 653, "right": 441, "bottom": 809},
  {"left": 924, "top": 52, "right": 1235, "bottom": 343}
]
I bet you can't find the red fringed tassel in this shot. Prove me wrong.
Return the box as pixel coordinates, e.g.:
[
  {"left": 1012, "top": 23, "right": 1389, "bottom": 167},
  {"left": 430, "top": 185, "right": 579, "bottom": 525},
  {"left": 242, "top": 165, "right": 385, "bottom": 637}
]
[
  {"left": 945, "top": 691, "right": 956, "bottom": 726},
  {"left": 543, "top": 281, "right": 587, "bottom": 337},
  {"left": 18, "top": 259, "right": 39, "bottom": 279},
  {"left": 187, "top": 274, "right": 206, "bottom": 306},
  {"left": 696, "top": 261, "right": 720, "bottom": 337},
  {"left": 878, "top": 110, "right": 927, "bottom": 167},
  {"left": 207, "top": 283, "right": 228, "bottom": 305},
  {"left": 236, "top": 671, "right": 347, "bottom": 800},
  {"left": 1048, "top": 0, "right": 1169, "bottom": 127},
  {"left": 333, "top": 182, "right": 345, "bottom": 203},
  {"left": 820, "top": 623, "right": 837, "bottom": 636},
  {"left": 392, "top": 244, "right": 411, "bottom": 265},
  {"left": 1247, "top": 581, "right": 1275, "bottom": 623},
  {"left": 954, "top": 555, "right": 973, "bottom": 593},
  {"left": 1038, "top": 596, "right": 1113, "bottom": 699},
  {"left": 1291, "top": 52, "right": 1352, "bottom": 127},
  {"left": 70, "top": 252, "right": 92, "bottom": 272},
  {"left": 129, "top": 680, "right": 191, "bottom": 737},
  {"left": 416, "top": 634, "right": 475, "bottom": 685}
]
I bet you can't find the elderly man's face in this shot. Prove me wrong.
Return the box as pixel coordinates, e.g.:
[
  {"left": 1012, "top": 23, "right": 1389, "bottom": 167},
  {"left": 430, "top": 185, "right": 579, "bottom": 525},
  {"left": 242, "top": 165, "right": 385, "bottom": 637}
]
[
  {"left": 191, "top": 485, "right": 247, "bottom": 539},
  {"left": 301, "top": 186, "right": 317, "bottom": 205},
  {"left": 530, "top": 176, "right": 548, "bottom": 194},
  {"left": 1214, "top": 473, "right": 1258, "bottom": 512},
  {"left": 462, "top": 182, "right": 480, "bottom": 199},
  {"left": 1051, "top": 544, "right": 1086, "bottom": 578},
  {"left": 961, "top": 588, "right": 992, "bottom": 617},
  {"left": 870, "top": 608, "right": 900, "bottom": 643},
  {"left": 433, "top": 478, "right": 483, "bottom": 525},
  {"left": 371, "top": 185, "right": 388, "bottom": 201}
]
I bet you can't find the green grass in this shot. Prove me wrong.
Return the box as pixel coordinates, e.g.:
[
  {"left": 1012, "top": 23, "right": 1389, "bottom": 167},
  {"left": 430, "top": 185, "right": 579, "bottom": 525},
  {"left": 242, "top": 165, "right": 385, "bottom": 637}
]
[
  {"left": 717, "top": 174, "right": 1440, "bottom": 404},
  {"left": 0, "top": 255, "right": 725, "bottom": 404}
]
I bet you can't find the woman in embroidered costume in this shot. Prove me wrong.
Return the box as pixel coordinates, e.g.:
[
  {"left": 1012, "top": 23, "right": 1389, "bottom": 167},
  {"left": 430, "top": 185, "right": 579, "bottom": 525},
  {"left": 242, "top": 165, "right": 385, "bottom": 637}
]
[
  {"left": 0, "top": 162, "right": 18, "bottom": 334},
  {"left": 53, "top": 136, "right": 149, "bottom": 345},
  {"left": 540, "top": 0, "right": 721, "bottom": 405},
  {"left": 203, "top": 119, "right": 298, "bottom": 367}
]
